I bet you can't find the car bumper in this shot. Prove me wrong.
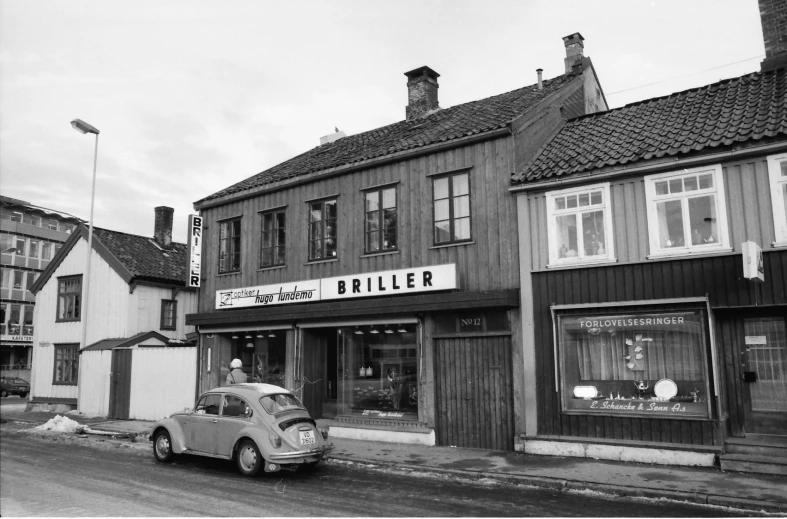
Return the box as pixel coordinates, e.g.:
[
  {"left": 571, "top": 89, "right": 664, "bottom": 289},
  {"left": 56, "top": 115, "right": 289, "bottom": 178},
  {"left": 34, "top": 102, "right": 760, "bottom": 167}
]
[{"left": 268, "top": 444, "right": 334, "bottom": 461}]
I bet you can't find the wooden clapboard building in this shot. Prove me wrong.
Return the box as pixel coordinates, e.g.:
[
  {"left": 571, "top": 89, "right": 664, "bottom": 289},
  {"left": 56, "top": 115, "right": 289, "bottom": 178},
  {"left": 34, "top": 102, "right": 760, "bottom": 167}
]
[
  {"left": 511, "top": 0, "right": 787, "bottom": 472},
  {"left": 187, "top": 35, "right": 607, "bottom": 448}
]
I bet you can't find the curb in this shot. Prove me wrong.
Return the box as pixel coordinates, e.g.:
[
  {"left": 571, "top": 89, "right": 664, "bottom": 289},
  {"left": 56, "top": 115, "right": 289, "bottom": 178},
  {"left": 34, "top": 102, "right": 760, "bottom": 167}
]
[{"left": 326, "top": 455, "right": 787, "bottom": 515}]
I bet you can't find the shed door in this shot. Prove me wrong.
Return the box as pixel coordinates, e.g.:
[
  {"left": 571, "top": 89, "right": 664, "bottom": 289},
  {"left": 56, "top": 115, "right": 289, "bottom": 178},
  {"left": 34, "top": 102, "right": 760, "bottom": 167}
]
[
  {"left": 743, "top": 317, "right": 787, "bottom": 434},
  {"left": 435, "top": 336, "right": 514, "bottom": 450},
  {"left": 108, "top": 349, "right": 133, "bottom": 419}
]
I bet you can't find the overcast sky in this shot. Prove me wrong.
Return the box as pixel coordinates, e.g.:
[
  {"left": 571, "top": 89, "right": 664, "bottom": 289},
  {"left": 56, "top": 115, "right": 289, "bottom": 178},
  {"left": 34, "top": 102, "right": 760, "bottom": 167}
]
[{"left": 0, "top": 0, "right": 765, "bottom": 243}]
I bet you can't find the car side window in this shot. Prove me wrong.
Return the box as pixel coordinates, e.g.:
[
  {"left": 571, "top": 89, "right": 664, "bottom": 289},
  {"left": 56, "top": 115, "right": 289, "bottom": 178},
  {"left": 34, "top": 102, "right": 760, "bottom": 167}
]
[
  {"left": 195, "top": 394, "right": 222, "bottom": 415},
  {"left": 221, "top": 395, "right": 252, "bottom": 418}
]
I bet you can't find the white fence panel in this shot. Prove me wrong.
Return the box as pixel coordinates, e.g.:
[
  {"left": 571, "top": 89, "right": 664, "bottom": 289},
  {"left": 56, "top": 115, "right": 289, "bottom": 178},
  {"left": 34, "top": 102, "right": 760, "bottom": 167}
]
[
  {"left": 128, "top": 348, "right": 197, "bottom": 421},
  {"left": 78, "top": 351, "right": 112, "bottom": 416}
]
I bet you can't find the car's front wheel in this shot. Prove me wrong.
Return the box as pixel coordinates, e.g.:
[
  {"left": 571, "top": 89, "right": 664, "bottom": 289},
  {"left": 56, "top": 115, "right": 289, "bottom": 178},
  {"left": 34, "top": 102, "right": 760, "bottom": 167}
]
[
  {"left": 153, "top": 429, "right": 175, "bottom": 463},
  {"left": 19, "top": 392, "right": 27, "bottom": 398},
  {"left": 236, "top": 439, "right": 262, "bottom": 477}
]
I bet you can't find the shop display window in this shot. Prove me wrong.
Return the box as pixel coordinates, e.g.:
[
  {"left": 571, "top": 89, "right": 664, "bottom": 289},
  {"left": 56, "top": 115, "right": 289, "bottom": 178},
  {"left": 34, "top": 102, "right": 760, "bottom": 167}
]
[
  {"left": 336, "top": 324, "right": 419, "bottom": 421},
  {"left": 230, "top": 332, "right": 287, "bottom": 388},
  {"left": 557, "top": 310, "right": 712, "bottom": 419}
]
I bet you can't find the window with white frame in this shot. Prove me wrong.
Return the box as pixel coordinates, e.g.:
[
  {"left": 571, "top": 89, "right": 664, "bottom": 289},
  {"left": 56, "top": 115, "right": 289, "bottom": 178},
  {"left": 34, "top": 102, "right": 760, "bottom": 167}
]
[
  {"left": 767, "top": 153, "right": 787, "bottom": 246},
  {"left": 645, "top": 165, "right": 730, "bottom": 257},
  {"left": 546, "top": 183, "right": 615, "bottom": 265}
]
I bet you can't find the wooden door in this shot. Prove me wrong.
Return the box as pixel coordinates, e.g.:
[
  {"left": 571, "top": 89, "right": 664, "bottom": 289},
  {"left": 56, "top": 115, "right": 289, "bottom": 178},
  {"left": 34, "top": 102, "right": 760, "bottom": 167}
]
[
  {"left": 742, "top": 317, "right": 787, "bottom": 434},
  {"left": 434, "top": 336, "right": 514, "bottom": 450},
  {"left": 300, "top": 330, "right": 327, "bottom": 419},
  {"left": 108, "top": 349, "right": 133, "bottom": 420}
]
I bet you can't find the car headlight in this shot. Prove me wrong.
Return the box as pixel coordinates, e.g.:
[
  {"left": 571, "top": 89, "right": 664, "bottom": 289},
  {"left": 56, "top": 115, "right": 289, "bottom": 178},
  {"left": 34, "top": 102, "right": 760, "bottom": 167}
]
[
  {"left": 269, "top": 433, "right": 281, "bottom": 448},
  {"left": 319, "top": 428, "right": 329, "bottom": 440}
]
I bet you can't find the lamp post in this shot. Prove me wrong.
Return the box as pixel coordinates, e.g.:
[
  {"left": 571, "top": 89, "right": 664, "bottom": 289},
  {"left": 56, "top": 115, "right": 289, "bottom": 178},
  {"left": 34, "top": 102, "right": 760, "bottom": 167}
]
[{"left": 70, "top": 119, "right": 99, "bottom": 352}]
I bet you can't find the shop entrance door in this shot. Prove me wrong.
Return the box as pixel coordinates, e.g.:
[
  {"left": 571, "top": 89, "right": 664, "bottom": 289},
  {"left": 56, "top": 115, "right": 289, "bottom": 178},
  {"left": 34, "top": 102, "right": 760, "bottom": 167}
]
[
  {"left": 300, "top": 329, "right": 330, "bottom": 419},
  {"left": 742, "top": 317, "right": 787, "bottom": 435},
  {"left": 434, "top": 336, "right": 514, "bottom": 450}
]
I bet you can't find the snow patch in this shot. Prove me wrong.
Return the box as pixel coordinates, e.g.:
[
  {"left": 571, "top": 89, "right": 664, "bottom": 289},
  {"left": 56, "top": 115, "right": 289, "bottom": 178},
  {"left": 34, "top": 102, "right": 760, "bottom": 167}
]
[{"left": 35, "top": 415, "right": 86, "bottom": 433}]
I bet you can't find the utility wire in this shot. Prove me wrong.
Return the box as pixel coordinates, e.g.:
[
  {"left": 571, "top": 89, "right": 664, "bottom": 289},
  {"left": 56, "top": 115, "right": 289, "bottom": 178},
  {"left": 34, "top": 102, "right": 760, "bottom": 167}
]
[{"left": 606, "top": 55, "right": 764, "bottom": 96}]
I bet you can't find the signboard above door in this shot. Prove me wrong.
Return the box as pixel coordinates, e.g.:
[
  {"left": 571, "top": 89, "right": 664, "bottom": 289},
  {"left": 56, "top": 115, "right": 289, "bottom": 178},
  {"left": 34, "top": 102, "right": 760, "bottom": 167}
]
[{"left": 216, "top": 264, "right": 457, "bottom": 310}]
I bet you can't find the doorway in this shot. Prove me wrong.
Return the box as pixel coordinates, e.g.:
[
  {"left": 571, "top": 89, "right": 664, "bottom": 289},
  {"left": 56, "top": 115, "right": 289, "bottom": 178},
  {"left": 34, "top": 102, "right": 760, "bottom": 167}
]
[{"left": 742, "top": 316, "right": 787, "bottom": 434}]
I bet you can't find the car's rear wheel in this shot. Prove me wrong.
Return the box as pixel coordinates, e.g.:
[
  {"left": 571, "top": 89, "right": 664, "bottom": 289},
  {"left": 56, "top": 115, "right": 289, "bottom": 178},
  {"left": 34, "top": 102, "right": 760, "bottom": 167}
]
[
  {"left": 236, "top": 439, "right": 262, "bottom": 477},
  {"left": 153, "top": 429, "right": 175, "bottom": 463},
  {"left": 19, "top": 392, "right": 27, "bottom": 398}
]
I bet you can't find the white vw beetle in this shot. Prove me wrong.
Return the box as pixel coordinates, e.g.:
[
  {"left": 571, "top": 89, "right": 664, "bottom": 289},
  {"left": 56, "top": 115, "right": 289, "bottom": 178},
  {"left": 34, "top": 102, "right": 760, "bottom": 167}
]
[{"left": 150, "top": 383, "right": 333, "bottom": 476}]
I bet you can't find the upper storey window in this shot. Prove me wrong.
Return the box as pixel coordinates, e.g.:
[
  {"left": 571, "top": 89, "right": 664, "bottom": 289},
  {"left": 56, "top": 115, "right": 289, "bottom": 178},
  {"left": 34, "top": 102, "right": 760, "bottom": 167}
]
[
  {"left": 57, "top": 275, "right": 82, "bottom": 322},
  {"left": 364, "top": 187, "right": 397, "bottom": 254},
  {"left": 645, "top": 165, "right": 730, "bottom": 257},
  {"left": 219, "top": 218, "right": 241, "bottom": 273},
  {"left": 260, "top": 209, "right": 286, "bottom": 268},
  {"left": 309, "top": 199, "right": 337, "bottom": 261},
  {"left": 546, "top": 183, "right": 615, "bottom": 266},
  {"left": 433, "top": 171, "right": 471, "bottom": 245},
  {"left": 768, "top": 153, "right": 787, "bottom": 247}
]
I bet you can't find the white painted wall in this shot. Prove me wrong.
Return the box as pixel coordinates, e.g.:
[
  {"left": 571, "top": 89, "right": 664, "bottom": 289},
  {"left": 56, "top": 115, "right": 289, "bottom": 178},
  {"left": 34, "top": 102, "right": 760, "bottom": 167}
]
[
  {"left": 78, "top": 350, "right": 112, "bottom": 416},
  {"left": 128, "top": 285, "right": 198, "bottom": 339},
  {"left": 128, "top": 347, "right": 197, "bottom": 421}
]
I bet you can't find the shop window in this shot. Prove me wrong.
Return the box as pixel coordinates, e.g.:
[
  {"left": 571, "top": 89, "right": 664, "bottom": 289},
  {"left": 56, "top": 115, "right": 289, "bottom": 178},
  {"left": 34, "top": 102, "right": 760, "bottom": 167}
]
[
  {"left": 364, "top": 186, "right": 397, "bottom": 253},
  {"left": 433, "top": 171, "right": 471, "bottom": 245},
  {"left": 645, "top": 165, "right": 730, "bottom": 257},
  {"left": 308, "top": 199, "right": 337, "bottom": 260},
  {"left": 260, "top": 209, "right": 286, "bottom": 268},
  {"left": 767, "top": 153, "right": 787, "bottom": 246},
  {"left": 336, "top": 324, "right": 419, "bottom": 421},
  {"left": 556, "top": 309, "right": 712, "bottom": 419},
  {"left": 53, "top": 344, "right": 79, "bottom": 385},
  {"left": 434, "top": 310, "right": 511, "bottom": 334},
  {"left": 160, "top": 299, "right": 177, "bottom": 330},
  {"left": 546, "top": 183, "right": 615, "bottom": 266},
  {"left": 231, "top": 332, "right": 286, "bottom": 388},
  {"left": 57, "top": 275, "right": 82, "bottom": 322},
  {"left": 218, "top": 218, "right": 241, "bottom": 273}
]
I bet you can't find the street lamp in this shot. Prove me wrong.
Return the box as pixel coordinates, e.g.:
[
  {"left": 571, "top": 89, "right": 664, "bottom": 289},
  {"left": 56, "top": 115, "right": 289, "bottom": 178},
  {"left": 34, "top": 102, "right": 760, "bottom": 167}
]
[{"left": 70, "top": 118, "right": 99, "bottom": 352}]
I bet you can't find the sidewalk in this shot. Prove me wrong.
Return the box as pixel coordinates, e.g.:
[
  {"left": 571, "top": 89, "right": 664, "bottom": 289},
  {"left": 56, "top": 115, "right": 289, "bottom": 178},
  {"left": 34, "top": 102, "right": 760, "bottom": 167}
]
[{"left": 2, "top": 407, "right": 785, "bottom": 515}]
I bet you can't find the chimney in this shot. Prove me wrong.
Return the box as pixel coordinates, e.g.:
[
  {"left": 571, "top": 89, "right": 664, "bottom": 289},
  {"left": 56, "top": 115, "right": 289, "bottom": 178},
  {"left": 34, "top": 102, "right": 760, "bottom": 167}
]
[
  {"left": 404, "top": 66, "right": 440, "bottom": 120},
  {"left": 759, "top": 0, "right": 787, "bottom": 72},
  {"left": 562, "top": 32, "right": 585, "bottom": 75},
  {"left": 536, "top": 68, "right": 543, "bottom": 89},
  {"left": 154, "top": 206, "right": 173, "bottom": 247}
]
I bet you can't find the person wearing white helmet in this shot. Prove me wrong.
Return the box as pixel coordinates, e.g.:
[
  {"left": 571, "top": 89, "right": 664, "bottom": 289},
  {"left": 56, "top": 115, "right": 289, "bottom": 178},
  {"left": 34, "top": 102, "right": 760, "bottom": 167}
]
[{"left": 226, "top": 358, "right": 248, "bottom": 385}]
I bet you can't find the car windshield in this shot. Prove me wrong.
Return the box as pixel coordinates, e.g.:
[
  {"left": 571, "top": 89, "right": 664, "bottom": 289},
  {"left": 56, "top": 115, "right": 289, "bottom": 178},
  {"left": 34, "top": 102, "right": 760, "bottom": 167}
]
[{"left": 259, "top": 393, "right": 304, "bottom": 414}]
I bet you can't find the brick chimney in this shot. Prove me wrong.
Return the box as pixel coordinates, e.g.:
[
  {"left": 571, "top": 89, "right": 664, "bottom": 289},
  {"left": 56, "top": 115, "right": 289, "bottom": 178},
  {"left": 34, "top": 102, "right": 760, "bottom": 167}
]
[
  {"left": 154, "top": 206, "right": 173, "bottom": 247},
  {"left": 563, "top": 32, "right": 585, "bottom": 75},
  {"left": 760, "top": 0, "right": 787, "bottom": 71},
  {"left": 405, "top": 66, "right": 440, "bottom": 120}
]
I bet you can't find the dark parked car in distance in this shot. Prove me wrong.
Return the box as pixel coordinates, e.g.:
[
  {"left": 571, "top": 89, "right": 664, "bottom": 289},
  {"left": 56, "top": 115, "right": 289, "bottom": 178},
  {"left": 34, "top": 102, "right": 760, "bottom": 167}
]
[{"left": 1, "top": 377, "right": 30, "bottom": 398}]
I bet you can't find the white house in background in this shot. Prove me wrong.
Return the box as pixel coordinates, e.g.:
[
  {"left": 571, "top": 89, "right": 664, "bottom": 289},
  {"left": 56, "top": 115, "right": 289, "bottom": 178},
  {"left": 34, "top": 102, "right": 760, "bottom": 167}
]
[{"left": 29, "top": 207, "right": 199, "bottom": 420}]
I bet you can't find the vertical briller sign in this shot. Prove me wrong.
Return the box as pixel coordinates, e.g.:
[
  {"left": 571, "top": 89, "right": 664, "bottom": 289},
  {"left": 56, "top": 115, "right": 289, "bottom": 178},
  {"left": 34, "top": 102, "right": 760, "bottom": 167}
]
[{"left": 187, "top": 214, "right": 203, "bottom": 287}]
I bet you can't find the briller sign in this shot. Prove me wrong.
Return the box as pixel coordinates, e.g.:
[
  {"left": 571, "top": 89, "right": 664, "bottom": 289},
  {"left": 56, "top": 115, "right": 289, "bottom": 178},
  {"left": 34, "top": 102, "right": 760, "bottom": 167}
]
[{"left": 216, "top": 264, "right": 456, "bottom": 309}]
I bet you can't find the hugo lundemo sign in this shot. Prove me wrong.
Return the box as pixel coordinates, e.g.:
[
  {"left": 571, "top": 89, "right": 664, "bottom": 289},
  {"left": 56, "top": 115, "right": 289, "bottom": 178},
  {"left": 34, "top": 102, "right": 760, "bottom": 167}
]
[{"left": 216, "top": 264, "right": 457, "bottom": 309}]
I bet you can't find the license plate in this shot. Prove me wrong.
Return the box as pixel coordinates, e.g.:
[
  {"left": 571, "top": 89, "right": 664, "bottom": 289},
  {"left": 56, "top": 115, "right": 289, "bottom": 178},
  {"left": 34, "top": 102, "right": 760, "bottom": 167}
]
[{"left": 299, "top": 430, "right": 316, "bottom": 445}]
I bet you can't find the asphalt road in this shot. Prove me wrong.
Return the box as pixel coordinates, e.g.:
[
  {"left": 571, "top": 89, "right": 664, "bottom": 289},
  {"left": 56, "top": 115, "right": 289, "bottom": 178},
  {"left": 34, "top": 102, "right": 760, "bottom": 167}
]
[{"left": 0, "top": 426, "right": 754, "bottom": 517}]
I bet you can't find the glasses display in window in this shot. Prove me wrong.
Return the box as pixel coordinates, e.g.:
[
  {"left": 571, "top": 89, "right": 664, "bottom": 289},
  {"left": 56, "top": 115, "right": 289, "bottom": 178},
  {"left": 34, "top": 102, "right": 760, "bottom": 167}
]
[
  {"left": 335, "top": 324, "right": 418, "bottom": 421},
  {"left": 557, "top": 311, "right": 711, "bottom": 419}
]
